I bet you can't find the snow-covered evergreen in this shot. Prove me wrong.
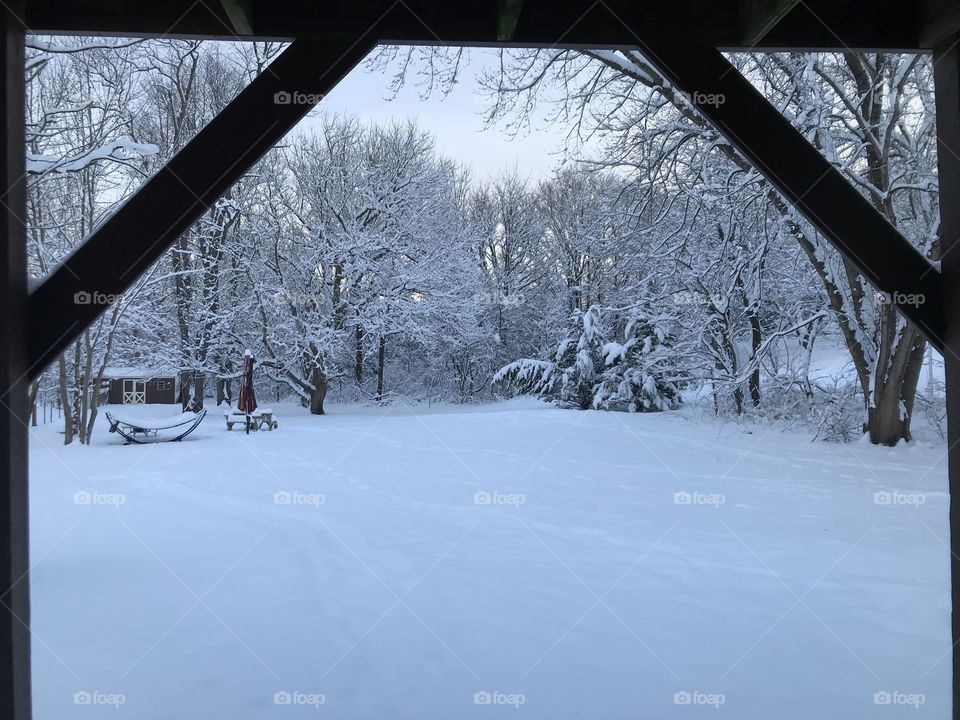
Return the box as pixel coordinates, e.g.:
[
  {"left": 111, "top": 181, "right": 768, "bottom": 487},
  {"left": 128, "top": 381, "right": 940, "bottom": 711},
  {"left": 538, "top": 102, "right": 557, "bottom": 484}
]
[{"left": 496, "top": 305, "right": 685, "bottom": 412}]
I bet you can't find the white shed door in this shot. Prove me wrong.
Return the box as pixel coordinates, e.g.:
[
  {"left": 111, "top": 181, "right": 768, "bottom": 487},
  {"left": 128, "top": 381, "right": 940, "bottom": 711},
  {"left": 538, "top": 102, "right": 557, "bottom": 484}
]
[{"left": 122, "top": 379, "right": 146, "bottom": 404}]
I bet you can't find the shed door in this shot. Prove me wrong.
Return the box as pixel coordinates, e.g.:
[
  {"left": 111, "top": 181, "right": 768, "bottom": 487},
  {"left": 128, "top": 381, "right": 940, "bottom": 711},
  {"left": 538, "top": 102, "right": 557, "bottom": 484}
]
[{"left": 122, "top": 379, "right": 146, "bottom": 404}]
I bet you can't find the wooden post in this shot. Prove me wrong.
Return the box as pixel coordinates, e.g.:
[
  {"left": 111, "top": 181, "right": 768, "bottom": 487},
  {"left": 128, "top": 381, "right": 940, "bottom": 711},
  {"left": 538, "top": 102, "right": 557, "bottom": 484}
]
[
  {"left": 934, "top": 31, "right": 960, "bottom": 720},
  {"left": 0, "top": 1, "right": 31, "bottom": 718}
]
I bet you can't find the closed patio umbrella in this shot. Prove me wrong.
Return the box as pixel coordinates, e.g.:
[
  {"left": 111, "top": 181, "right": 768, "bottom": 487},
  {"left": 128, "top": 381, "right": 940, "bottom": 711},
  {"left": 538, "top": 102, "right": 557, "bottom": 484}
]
[{"left": 238, "top": 349, "right": 257, "bottom": 433}]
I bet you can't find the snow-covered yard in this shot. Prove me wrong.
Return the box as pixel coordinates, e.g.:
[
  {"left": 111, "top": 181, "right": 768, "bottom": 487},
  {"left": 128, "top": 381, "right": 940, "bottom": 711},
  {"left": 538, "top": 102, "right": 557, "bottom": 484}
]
[{"left": 28, "top": 400, "right": 950, "bottom": 718}]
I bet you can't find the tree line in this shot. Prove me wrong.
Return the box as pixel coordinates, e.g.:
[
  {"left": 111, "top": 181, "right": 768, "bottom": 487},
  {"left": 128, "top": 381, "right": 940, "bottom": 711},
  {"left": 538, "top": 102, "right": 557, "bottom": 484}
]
[{"left": 25, "top": 39, "right": 942, "bottom": 446}]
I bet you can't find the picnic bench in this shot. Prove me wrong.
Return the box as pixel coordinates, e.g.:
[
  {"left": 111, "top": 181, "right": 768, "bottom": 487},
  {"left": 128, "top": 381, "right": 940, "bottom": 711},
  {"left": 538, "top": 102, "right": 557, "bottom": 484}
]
[{"left": 225, "top": 408, "right": 278, "bottom": 432}]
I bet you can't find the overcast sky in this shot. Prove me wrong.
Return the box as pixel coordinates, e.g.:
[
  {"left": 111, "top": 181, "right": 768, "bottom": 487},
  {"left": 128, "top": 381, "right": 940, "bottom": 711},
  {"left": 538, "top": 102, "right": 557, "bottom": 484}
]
[{"left": 299, "top": 48, "right": 574, "bottom": 184}]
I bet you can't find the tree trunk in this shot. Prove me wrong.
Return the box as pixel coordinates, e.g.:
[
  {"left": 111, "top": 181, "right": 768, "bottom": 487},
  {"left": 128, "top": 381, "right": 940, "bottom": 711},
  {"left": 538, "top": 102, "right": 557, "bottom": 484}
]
[
  {"left": 716, "top": 317, "right": 742, "bottom": 415},
  {"left": 748, "top": 309, "right": 762, "bottom": 407},
  {"left": 733, "top": 385, "right": 744, "bottom": 416},
  {"left": 58, "top": 355, "right": 73, "bottom": 445},
  {"left": 78, "top": 330, "right": 94, "bottom": 444},
  {"left": 355, "top": 324, "right": 364, "bottom": 384},
  {"left": 179, "top": 371, "right": 192, "bottom": 411},
  {"left": 376, "top": 336, "right": 386, "bottom": 401},
  {"left": 173, "top": 235, "right": 194, "bottom": 411},
  {"left": 866, "top": 400, "right": 909, "bottom": 446},
  {"left": 71, "top": 340, "right": 82, "bottom": 441},
  {"left": 310, "top": 366, "right": 327, "bottom": 415},
  {"left": 864, "top": 321, "right": 925, "bottom": 445},
  {"left": 86, "top": 403, "right": 99, "bottom": 446},
  {"left": 216, "top": 377, "right": 232, "bottom": 406},
  {"left": 29, "top": 380, "right": 39, "bottom": 427},
  {"left": 191, "top": 370, "right": 205, "bottom": 411}
]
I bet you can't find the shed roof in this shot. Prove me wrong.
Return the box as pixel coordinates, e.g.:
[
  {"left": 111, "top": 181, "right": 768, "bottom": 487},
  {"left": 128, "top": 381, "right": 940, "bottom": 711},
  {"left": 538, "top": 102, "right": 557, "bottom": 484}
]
[{"left": 102, "top": 367, "right": 174, "bottom": 379}]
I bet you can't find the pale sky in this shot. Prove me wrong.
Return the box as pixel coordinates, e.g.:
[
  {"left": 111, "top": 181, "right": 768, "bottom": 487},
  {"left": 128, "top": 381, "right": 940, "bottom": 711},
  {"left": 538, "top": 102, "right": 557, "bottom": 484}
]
[{"left": 299, "top": 48, "right": 575, "bottom": 184}]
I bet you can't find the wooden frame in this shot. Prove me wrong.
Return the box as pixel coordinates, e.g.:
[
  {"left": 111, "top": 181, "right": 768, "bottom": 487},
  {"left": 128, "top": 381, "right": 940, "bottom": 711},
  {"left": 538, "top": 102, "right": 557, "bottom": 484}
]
[
  {"left": 1, "top": 5, "right": 30, "bottom": 720},
  {"left": 3, "top": 4, "right": 960, "bottom": 720},
  {"left": 934, "top": 31, "right": 960, "bottom": 715},
  {"left": 20, "top": 1, "right": 960, "bottom": 50}
]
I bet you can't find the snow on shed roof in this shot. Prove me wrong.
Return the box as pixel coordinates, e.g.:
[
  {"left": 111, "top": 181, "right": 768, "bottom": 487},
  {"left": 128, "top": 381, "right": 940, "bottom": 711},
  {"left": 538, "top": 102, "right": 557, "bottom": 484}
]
[{"left": 103, "top": 367, "right": 175, "bottom": 379}]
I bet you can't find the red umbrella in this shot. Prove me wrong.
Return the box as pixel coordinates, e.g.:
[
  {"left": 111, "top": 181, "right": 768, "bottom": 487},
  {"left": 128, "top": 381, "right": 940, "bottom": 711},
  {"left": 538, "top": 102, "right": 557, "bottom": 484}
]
[{"left": 238, "top": 350, "right": 257, "bottom": 432}]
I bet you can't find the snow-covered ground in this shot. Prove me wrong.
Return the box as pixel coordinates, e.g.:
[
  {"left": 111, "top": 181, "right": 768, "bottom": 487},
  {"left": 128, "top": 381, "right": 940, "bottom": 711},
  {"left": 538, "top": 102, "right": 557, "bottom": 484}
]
[{"left": 29, "top": 400, "right": 950, "bottom": 718}]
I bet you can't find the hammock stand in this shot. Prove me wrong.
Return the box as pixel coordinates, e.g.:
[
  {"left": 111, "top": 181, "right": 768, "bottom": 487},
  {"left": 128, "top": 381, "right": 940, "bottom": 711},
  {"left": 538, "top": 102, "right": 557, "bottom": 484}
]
[{"left": 106, "top": 409, "right": 207, "bottom": 444}]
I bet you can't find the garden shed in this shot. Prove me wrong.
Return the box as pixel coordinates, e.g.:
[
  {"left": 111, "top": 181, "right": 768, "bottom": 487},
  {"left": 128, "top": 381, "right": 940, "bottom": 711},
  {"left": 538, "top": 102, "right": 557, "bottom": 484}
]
[{"left": 102, "top": 368, "right": 177, "bottom": 405}]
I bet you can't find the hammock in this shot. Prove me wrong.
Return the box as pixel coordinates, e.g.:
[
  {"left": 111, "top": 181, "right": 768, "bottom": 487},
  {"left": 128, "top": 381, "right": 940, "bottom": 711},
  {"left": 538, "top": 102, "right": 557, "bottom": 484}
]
[{"left": 106, "top": 409, "right": 207, "bottom": 444}]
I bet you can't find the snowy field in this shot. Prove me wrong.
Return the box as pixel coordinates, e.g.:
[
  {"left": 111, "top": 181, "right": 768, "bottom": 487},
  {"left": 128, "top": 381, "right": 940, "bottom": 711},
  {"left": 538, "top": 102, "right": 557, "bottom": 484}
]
[{"left": 28, "top": 400, "right": 951, "bottom": 718}]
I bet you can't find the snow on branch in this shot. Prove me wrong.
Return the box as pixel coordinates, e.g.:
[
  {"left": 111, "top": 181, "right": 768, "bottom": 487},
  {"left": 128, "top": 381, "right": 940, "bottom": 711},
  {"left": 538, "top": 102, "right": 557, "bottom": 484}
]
[{"left": 27, "top": 137, "right": 158, "bottom": 174}]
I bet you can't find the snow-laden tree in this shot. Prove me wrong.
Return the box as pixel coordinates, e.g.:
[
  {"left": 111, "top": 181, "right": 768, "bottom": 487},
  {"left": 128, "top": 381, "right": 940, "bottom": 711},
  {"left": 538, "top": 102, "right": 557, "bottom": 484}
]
[
  {"left": 466, "top": 171, "right": 561, "bottom": 367},
  {"left": 131, "top": 40, "right": 257, "bottom": 410},
  {"left": 244, "top": 116, "right": 480, "bottom": 412},
  {"left": 25, "top": 37, "right": 158, "bottom": 443},
  {"left": 496, "top": 304, "right": 686, "bottom": 412},
  {"left": 536, "top": 169, "right": 644, "bottom": 314},
  {"left": 373, "top": 46, "right": 938, "bottom": 444},
  {"left": 754, "top": 52, "right": 938, "bottom": 444}
]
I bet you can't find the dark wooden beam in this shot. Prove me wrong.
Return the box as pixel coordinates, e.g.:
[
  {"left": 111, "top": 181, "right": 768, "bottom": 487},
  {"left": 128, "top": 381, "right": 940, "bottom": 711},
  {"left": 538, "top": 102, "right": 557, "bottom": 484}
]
[
  {"left": 219, "top": 0, "right": 254, "bottom": 36},
  {"left": 641, "top": 45, "right": 946, "bottom": 351},
  {"left": 24, "top": 0, "right": 931, "bottom": 50},
  {"left": 933, "top": 31, "right": 960, "bottom": 720},
  {"left": 497, "top": 0, "right": 524, "bottom": 42},
  {"left": 26, "top": 37, "right": 376, "bottom": 377},
  {"left": 738, "top": 0, "right": 801, "bottom": 47},
  {"left": 921, "top": 0, "right": 960, "bottom": 48},
  {"left": 0, "top": 1, "right": 31, "bottom": 718}
]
